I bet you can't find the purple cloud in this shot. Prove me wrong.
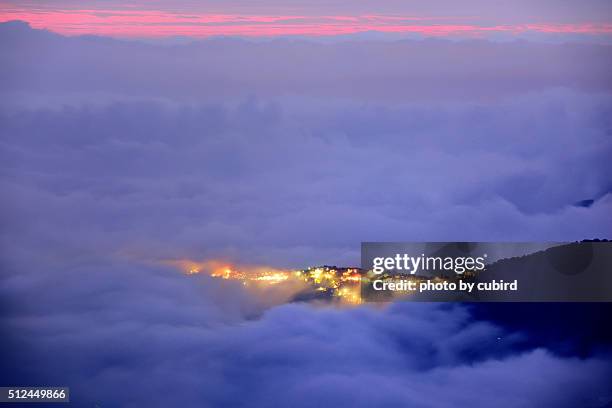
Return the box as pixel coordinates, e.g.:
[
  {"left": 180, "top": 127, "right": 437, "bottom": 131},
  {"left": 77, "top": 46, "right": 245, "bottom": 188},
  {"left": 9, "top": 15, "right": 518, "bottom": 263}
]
[{"left": 1, "top": 22, "right": 612, "bottom": 408}]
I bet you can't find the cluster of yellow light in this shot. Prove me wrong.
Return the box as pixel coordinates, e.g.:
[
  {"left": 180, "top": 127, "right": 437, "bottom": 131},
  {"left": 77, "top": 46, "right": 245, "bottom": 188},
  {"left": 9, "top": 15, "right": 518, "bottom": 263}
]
[
  {"left": 306, "top": 267, "right": 340, "bottom": 285},
  {"left": 336, "top": 285, "right": 362, "bottom": 304},
  {"left": 253, "top": 272, "right": 290, "bottom": 283},
  {"left": 184, "top": 260, "right": 363, "bottom": 305},
  {"left": 298, "top": 266, "right": 362, "bottom": 304},
  {"left": 211, "top": 267, "right": 247, "bottom": 280},
  {"left": 341, "top": 269, "right": 361, "bottom": 282},
  {"left": 208, "top": 266, "right": 292, "bottom": 284}
]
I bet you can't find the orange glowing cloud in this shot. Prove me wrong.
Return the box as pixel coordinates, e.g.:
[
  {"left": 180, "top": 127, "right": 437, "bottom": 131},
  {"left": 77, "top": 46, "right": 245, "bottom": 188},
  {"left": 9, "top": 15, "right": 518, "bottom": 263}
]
[
  {"left": 1, "top": 5, "right": 611, "bottom": 38},
  {"left": 163, "top": 258, "right": 291, "bottom": 279}
]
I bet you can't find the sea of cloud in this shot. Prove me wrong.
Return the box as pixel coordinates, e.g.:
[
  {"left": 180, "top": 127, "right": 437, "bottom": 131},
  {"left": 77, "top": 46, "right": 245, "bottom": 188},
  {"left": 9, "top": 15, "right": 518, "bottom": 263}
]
[
  {"left": 2, "top": 256, "right": 611, "bottom": 407},
  {"left": 1, "top": 22, "right": 611, "bottom": 407}
]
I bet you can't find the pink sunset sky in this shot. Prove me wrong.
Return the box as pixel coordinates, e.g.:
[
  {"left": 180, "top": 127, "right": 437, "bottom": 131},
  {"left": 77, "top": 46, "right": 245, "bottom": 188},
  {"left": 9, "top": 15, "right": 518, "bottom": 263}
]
[{"left": 1, "top": 0, "right": 611, "bottom": 39}]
